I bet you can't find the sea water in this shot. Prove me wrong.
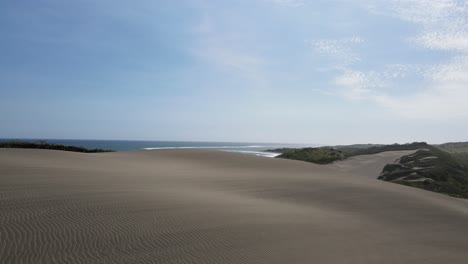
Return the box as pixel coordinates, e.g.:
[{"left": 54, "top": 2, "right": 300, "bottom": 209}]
[{"left": 1, "top": 139, "right": 310, "bottom": 158}]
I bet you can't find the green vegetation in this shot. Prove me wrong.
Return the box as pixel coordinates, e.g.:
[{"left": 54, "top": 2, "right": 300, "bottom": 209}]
[
  {"left": 327, "top": 144, "right": 384, "bottom": 153},
  {"left": 378, "top": 146, "right": 468, "bottom": 198},
  {"left": 276, "top": 142, "right": 428, "bottom": 165},
  {"left": 452, "top": 153, "right": 468, "bottom": 167},
  {"left": 435, "top": 142, "right": 468, "bottom": 154},
  {"left": 268, "top": 144, "right": 384, "bottom": 155},
  {"left": 348, "top": 142, "right": 429, "bottom": 156},
  {"left": 277, "top": 147, "right": 349, "bottom": 164},
  {"left": 265, "top": 148, "right": 295, "bottom": 154},
  {"left": 0, "top": 141, "right": 113, "bottom": 153},
  {"left": 276, "top": 141, "right": 468, "bottom": 198}
]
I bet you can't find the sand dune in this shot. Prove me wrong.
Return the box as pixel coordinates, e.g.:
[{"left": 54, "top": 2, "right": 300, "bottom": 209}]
[
  {"left": 1, "top": 149, "right": 468, "bottom": 264},
  {"left": 326, "top": 150, "right": 416, "bottom": 178}
]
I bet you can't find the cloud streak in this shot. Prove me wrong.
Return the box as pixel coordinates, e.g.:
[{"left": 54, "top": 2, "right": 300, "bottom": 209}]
[
  {"left": 363, "top": 0, "right": 468, "bottom": 52},
  {"left": 326, "top": 0, "right": 468, "bottom": 119},
  {"left": 310, "top": 37, "right": 365, "bottom": 67},
  {"left": 374, "top": 58, "right": 468, "bottom": 119},
  {"left": 192, "top": 17, "right": 264, "bottom": 73},
  {"left": 265, "top": 0, "right": 305, "bottom": 7}
]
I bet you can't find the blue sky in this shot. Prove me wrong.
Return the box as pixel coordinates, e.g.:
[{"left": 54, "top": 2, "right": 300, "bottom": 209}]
[{"left": 1, "top": 0, "right": 467, "bottom": 144}]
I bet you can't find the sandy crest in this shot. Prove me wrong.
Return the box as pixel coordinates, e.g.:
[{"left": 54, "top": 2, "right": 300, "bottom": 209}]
[{"left": 1, "top": 148, "right": 468, "bottom": 264}]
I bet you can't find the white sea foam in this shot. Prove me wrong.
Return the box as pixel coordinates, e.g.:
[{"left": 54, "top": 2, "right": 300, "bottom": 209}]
[
  {"left": 144, "top": 145, "right": 265, "bottom": 150},
  {"left": 222, "top": 150, "right": 280, "bottom": 158},
  {"left": 144, "top": 146, "right": 280, "bottom": 158}
]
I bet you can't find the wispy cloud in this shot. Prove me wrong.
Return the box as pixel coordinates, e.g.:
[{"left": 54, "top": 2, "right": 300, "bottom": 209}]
[
  {"left": 362, "top": 0, "right": 464, "bottom": 23},
  {"left": 414, "top": 27, "right": 468, "bottom": 52},
  {"left": 333, "top": 70, "right": 377, "bottom": 99},
  {"left": 194, "top": 45, "right": 263, "bottom": 72},
  {"left": 332, "top": 64, "right": 425, "bottom": 100},
  {"left": 374, "top": 56, "right": 468, "bottom": 119},
  {"left": 310, "top": 37, "right": 365, "bottom": 67},
  {"left": 324, "top": 0, "right": 468, "bottom": 119},
  {"left": 190, "top": 14, "right": 271, "bottom": 95},
  {"left": 265, "top": 0, "right": 305, "bottom": 7},
  {"left": 364, "top": 0, "right": 468, "bottom": 52},
  {"left": 331, "top": 55, "right": 468, "bottom": 119},
  {"left": 192, "top": 17, "right": 263, "bottom": 73}
]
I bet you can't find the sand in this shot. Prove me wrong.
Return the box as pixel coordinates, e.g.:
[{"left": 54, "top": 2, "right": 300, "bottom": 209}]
[
  {"left": 1, "top": 148, "right": 468, "bottom": 264},
  {"left": 326, "top": 150, "right": 416, "bottom": 178}
]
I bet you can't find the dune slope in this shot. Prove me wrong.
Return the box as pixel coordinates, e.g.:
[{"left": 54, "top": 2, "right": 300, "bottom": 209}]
[{"left": 1, "top": 149, "right": 468, "bottom": 264}]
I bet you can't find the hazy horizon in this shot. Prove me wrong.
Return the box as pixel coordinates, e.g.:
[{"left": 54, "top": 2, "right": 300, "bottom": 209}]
[
  {"left": 0, "top": 137, "right": 461, "bottom": 147},
  {"left": 2, "top": 0, "right": 467, "bottom": 144}
]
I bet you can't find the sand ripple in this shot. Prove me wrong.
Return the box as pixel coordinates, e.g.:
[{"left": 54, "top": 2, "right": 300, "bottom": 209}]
[{"left": 1, "top": 149, "right": 468, "bottom": 263}]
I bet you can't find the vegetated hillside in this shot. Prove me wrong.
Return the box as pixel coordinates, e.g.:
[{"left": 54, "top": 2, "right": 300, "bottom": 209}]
[
  {"left": 378, "top": 146, "right": 468, "bottom": 198},
  {"left": 452, "top": 153, "right": 468, "bottom": 167},
  {"left": 0, "top": 141, "right": 113, "bottom": 153},
  {"left": 349, "top": 142, "right": 429, "bottom": 156},
  {"left": 277, "top": 148, "right": 348, "bottom": 164},
  {"left": 265, "top": 148, "right": 296, "bottom": 154},
  {"left": 276, "top": 142, "right": 428, "bottom": 164},
  {"left": 276, "top": 142, "right": 468, "bottom": 198},
  {"left": 330, "top": 144, "right": 384, "bottom": 153},
  {"left": 268, "top": 144, "right": 383, "bottom": 154},
  {"left": 435, "top": 142, "right": 468, "bottom": 153}
]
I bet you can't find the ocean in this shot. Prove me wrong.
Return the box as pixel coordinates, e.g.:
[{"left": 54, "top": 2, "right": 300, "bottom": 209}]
[{"left": 1, "top": 139, "right": 310, "bottom": 158}]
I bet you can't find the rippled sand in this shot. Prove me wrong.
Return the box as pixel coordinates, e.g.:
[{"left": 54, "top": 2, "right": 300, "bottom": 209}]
[{"left": 1, "top": 149, "right": 468, "bottom": 263}]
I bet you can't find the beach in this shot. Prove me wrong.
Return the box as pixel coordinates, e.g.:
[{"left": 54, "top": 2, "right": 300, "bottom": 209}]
[{"left": 1, "top": 148, "right": 468, "bottom": 263}]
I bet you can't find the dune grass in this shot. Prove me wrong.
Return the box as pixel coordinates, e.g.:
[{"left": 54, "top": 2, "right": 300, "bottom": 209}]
[
  {"left": 378, "top": 146, "right": 468, "bottom": 198},
  {"left": 436, "top": 142, "right": 468, "bottom": 154},
  {"left": 276, "top": 142, "right": 428, "bottom": 165},
  {"left": 277, "top": 147, "right": 349, "bottom": 164},
  {"left": 275, "top": 142, "right": 468, "bottom": 198},
  {"left": 0, "top": 141, "right": 113, "bottom": 153}
]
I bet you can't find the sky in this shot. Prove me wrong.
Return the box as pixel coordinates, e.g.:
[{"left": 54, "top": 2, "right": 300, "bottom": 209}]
[{"left": 1, "top": 0, "right": 467, "bottom": 144}]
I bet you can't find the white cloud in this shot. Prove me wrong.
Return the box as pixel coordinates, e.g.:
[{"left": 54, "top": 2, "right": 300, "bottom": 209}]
[
  {"left": 190, "top": 15, "right": 271, "bottom": 94},
  {"left": 265, "top": 0, "right": 305, "bottom": 7},
  {"left": 327, "top": 0, "right": 468, "bottom": 120},
  {"left": 414, "top": 28, "right": 468, "bottom": 52},
  {"left": 373, "top": 57, "right": 468, "bottom": 119},
  {"left": 332, "top": 64, "right": 425, "bottom": 100},
  {"left": 334, "top": 70, "right": 378, "bottom": 99},
  {"left": 362, "top": 0, "right": 465, "bottom": 23},
  {"left": 389, "top": 0, "right": 465, "bottom": 24},
  {"left": 311, "top": 37, "right": 365, "bottom": 66},
  {"left": 191, "top": 17, "right": 263, "bottom": 73},
  {"left": 333, "top": 56, "right": 468, "bottom": 119},
  {"left": 429, "top": 55, "right": 468, "bottom": 83},
  {"left": 194, "top": 45, "right": 262, "bottom": 72},
  {"left": 364, "top": 0, "right": 468, "bottom": 53}
]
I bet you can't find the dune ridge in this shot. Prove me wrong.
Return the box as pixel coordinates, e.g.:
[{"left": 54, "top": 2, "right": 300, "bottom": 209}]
[{"left": 1, "top": 149, "right": 468, "bottom": 263}]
